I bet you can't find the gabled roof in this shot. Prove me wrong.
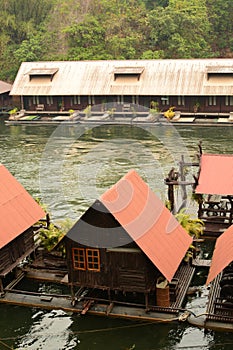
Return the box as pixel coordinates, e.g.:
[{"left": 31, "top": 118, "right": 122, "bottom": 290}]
[
  {"left": 10, "top": 59, "right": 233, "bottom": 97},
  {"left": 195, "top": 154, "right": 233, "bottom": 195},
  {"left": 0, "top": 164, "right": 45, "bottom": 249},
  {"left": 0, "top": 80, "right": 12, "bottom": 94},
  {"left": 206, "top": 224, "right": 233, "bottom": 285},
  {"left": 100, "top": 170, "right": 192, "bottom": 282}
]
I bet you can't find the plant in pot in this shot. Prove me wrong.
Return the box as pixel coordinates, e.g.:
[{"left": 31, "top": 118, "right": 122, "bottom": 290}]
[{"left": 193, "top": 101, "right": 200, "bottom": 113}]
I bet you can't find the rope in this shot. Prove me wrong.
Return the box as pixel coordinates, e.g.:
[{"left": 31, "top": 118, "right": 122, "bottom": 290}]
[
  {"left": 70, "top": 320, "right": 173, "bottom": 334},
  {"left": 0, "top": 339, "right": 14, "bottom": 349},
  {"left": 178, "top": 311, "right": 191, "bottom": 322}
]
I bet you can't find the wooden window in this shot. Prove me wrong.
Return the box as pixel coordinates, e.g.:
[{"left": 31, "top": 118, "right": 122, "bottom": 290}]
[
  {"left": 86, "top": 249, "right": 100, "bottom": 271},
  {"left": 208, "top": 96, "right": 216, "bottom": 106},
  {"left": 33, "top": 96, "right": 39, "bottom": 105},
  {"left": 72, "top": 95, "right": 81, "bottom": 105},
  {"left": 177, "top": 96, "right": 185, "bottom": 106},
  {"left": 46, "top": 96, "right": 53, "bottom": 105},
  {"left": 132, "top": 95, "right": 139, "bottom": 104},
  {"left": 72, "top": 248, "right": 86, "bottom": 270},
  {"left": 225, "top": 96, "right": 233, "bottom": 106},
  {"left": 161, "top": 96, "right": 169, "bottom": 105},
  {"left": 88, "top": 96, "right": 95, "bottom": 105}
]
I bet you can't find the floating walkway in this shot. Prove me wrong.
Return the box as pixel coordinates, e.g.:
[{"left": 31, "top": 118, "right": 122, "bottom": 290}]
[{"left": 4, "top": 111, "right": 233, "bottom": 127}]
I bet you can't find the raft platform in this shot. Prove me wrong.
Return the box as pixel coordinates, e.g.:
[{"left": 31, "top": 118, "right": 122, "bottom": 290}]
[
  {"left": 0, "top": 264, "right": 195, "bottom": 323},
  {"left": 188, "top": 273, "right": 233, "bottom": 332}
]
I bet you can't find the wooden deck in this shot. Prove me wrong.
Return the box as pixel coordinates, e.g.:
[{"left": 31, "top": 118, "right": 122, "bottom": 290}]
[
  {"left": 0, "top": 263, "right": 196, "bottom": 323},
  {"left": 170, "top": 263, "right": 196, "bottom": 309},
  {"left": 188, "top": 273, "right": 233, "bottom": 332},
  {"left": 206, "top": 273, "right": 233, "bottom": 324},
  {"left": 0, "top": 288, "right": 185, "bottom": 323},
  {"left": 199, "top": 197, "right": 233, "bottom": 238}
]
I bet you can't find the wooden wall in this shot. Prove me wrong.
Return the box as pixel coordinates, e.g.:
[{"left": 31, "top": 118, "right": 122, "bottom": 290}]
[
  {"left": 0, "top": 229, "right": 34, "bottom": 276},
  {"left": 22, "top": 95, "right": 232, "bottom": 114},
  {"left": 66, "top": 238, "right": 159, "bottom": 293}
]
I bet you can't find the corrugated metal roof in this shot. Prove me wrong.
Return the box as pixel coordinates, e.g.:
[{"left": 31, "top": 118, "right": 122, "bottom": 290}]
[
  {"left": 10, "top": 59, "right": 233, "bottom": 96},
  {"left": 195, "top": 154, "right": 233, "bottom": 195},
  {"left": 206, "top": 224, "right": 233, "bottom": 285},
  {"left": 100, "top": 169, "right": 192, "bottom": 282},
  {"left": 0, "top": 164, "right": 45, "bottom": 249},
  {"left": 0, "top": 80, "right": 12, "bottom": 94}
]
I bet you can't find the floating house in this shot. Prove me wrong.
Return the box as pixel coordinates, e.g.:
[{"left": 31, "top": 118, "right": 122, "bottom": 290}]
[
  {"left": 188, "top": 224, "right": 233, "bottom": 331},
  {"left": 65, "top": 169, "right": 194, "bottom": 315},
  {"left": 194, "top": 153, "right": 233, "bottom": 238},
  {"left": 0, "top": 164, "right": 45, "bottom": 293},
  {"left": 9, "top": 59, "right": 233, "bottom": 117},
  {"left": 0, "top": 80, "right": 12, "bottom": 112},
  {"left": 206, "top": 224, "right": 233, "bottom": 326}
]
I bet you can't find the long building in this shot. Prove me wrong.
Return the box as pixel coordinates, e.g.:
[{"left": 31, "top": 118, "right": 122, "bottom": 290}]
[{"left": 10, "top": 59, "right": 233, "bottom": 115}]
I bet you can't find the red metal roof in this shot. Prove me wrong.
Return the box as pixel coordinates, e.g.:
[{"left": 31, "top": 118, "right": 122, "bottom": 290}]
[
  {"left": 0, "top": 164, "right": 45, "bottom": 249},
  {"left": 195, "top": 154, "right": 233, "bottom": 195},
  {"left": 100, "top": 169, "right": 192, "bottom": 282},
  {"left": 206, "top": 224, "right": 233, "bottom": 285}
]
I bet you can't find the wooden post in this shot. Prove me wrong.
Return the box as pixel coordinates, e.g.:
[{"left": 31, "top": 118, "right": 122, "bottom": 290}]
[
  {"left": 71, "top": 283, "right": 75, "bottom": 306},
  {"left": 107, "top": 288, "right": 111, "bottom": 301},
  {"left": 168, "top": 183, "right": 175, "bottom": 212},
  {"left": 145, "top": 292, "right": 149, "bottom": 311},
  {"left": 165, "top": 168, "right": 178, "bottom": 213},
  {"left": 0, "top": 278, "right": 4, "bottom": 295},
  {"left": 179, "top": 155, "right": 187, "bottom": 200},
  {"left": 46, "top": 213, "right": 50, "bottom": 228}
]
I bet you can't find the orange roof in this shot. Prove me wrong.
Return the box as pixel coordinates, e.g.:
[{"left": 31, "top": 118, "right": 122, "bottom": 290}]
[
  {"left": 195, "top": 154, "right": 233, "bottom": 195},
  {"left": 0, "top": 164, "right": 45, "bottom": 249},
  {"left": 206, "top": 224, "right": 233, "bottom": 285},
  {"left": 100, "top": 170, "right": 192, "bottom": 282}
]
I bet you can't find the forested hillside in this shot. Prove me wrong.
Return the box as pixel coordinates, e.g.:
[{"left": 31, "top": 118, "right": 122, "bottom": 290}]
[{"left": 0, "top": 0, "right": 232, "bottom": 82}]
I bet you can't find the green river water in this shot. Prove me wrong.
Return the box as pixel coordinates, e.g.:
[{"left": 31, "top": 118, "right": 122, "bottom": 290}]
[{"left": 0, "top": 117, "right": 233, "bottom": 349}]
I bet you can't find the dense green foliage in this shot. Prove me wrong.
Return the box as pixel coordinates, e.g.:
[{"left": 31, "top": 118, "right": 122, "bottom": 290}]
[{"left": 0, "top": 0, "right": 232, "bottom": 82}]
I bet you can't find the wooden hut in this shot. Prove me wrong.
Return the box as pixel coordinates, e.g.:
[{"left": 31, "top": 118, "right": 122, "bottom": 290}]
[
  {"left": 9, "top": 59, "right": 233, "bottom": 117},
  {"left": 194, "top": 154, "right": 233, "bottom": 238},
  {"left": 65, "top": 169, "right": 193, "bottom": 310},
  {"left": 0, "top": 164, "right": 45, "bottom": 293},
  {"left": 188, "top": 225, "right": 233, "bottom": 329},
  {"left": 0, "top": 80, "right": 12, "bottom": 112}
]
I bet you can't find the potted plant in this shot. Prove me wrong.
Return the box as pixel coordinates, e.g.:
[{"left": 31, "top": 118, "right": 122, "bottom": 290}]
[
  {"left": 83, "top": 105, "right": 92, "bottom": 118},
  {"left": 193, "top": 101, "right": 200, "bottom": 113},
  {"left": 150, "top": 101, "right": 160, "bottom": 115}
]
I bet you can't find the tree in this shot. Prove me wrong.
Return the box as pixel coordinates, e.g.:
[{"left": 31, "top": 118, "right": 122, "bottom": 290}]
[
  {"left": 64, "top": 0, "right": 149, "bottom": 59},
  {"left": 14, "top": 34, "right": 45, "bottom": 62},
  {"left": 206, "top": 0, "right": 233, "bottom": 57},
  {"left": 147, "top": 0, "right": 212, "bottom": 58}
]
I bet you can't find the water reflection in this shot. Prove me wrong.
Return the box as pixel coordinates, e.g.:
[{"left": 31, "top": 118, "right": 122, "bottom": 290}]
[{"left": 17, "top": 310, "right": 76, "bottom": 350}]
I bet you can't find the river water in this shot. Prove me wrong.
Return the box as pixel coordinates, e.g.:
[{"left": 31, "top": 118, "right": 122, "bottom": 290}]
[{"left": 0, "top": 117, "right": 233, "bottom": 349}]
